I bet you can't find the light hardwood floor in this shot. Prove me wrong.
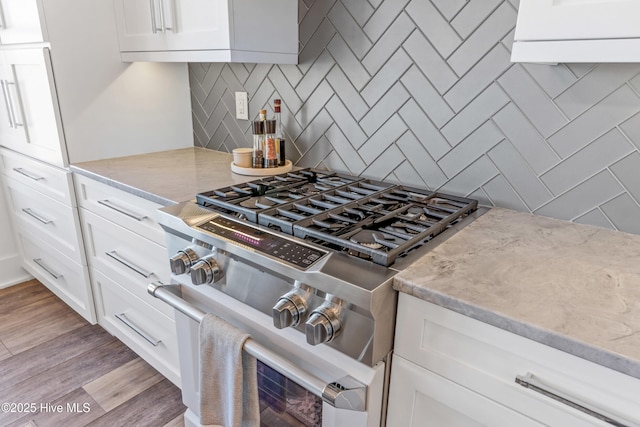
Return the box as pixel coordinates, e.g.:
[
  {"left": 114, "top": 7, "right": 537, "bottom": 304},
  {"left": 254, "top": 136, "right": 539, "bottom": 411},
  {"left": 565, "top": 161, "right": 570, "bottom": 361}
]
[{"left": 0, "top": 279, "right": 186, "bottom": 427}]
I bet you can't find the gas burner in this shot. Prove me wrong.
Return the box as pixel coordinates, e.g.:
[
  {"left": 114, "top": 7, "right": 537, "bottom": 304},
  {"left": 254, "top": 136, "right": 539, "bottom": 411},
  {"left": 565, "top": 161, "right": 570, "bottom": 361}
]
[
  {"left": 239, "top": 196, "right": 277, "bottom": 209},
  {"left": 349, "top": 230, "right": 384, "bottom": 249}
]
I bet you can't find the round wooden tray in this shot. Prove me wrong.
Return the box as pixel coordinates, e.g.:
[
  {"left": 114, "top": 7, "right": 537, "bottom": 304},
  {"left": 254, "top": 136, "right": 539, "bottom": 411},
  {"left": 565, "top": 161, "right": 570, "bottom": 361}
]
[{"left": 230, "top": 159, "right": 293, "bottom": 176}]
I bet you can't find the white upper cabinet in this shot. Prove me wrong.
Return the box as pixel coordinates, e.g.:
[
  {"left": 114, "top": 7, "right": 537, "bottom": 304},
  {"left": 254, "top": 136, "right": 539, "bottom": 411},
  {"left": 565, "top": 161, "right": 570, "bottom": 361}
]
[
  {"left": 0, "top": 48, "right": 65, "bottom": 167},
  {"left": 512, "top": 0, "right": 640, "bottom": 63},
  {"left": 114, "top": 0, "right": 298, "bottom": 64},
  {"left": 0, "top": 0, "right": 45, "bottom": 44}
]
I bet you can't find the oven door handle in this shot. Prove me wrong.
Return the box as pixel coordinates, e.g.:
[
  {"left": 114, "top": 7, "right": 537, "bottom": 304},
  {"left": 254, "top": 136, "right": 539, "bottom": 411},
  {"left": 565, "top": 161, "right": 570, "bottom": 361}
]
[{"left": 148, "top": 282, "right": 368, "bottom": 412}]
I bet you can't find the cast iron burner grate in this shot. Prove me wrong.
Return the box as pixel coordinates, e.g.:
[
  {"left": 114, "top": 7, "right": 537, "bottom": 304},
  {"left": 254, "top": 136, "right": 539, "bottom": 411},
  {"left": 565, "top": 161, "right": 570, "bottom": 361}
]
[{"left": 195, "top": 169, "right": 478, "bottom": 266}]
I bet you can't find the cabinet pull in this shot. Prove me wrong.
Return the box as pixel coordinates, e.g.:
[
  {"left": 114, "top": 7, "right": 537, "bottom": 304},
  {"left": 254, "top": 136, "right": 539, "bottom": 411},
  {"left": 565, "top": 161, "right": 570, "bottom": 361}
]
[
  {"left": 33, "top": 258, "right": 63, "bottom": 280},
  {"left": 4, "top": 81, "right": 23, "bottom": 128},
  {"left": 105, "top": 250, "right": 153, "bottom": 278},
  {"left": 21, "top": 208, "right": 53, "bottom": 225},
  {"left": 115, "top": 313, "right": 161, "bottom": 346},
  {"left": 12, "top": 167, "right": 45, "bottom": 181},
  {"left": 515, "top": 372, "right": 632, "bottom": 427},
  {"left": 1, "top": 80, "right": 15, "bottom": 128},
  {"left": 149, "top": 0, "right": 162, "bottom": 33},
  {"left": 159, "top": 0, "right": 172, "bottom": 31},
  {"left": 97, "top": 199, "right": 147, "bottom": 221}
]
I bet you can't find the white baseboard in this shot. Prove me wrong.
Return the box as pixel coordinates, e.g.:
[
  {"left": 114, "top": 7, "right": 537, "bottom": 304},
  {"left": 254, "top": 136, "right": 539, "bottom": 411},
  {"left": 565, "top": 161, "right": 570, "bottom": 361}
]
[{"left": 0, "top": 254, "right": 31, "bottom": 289}]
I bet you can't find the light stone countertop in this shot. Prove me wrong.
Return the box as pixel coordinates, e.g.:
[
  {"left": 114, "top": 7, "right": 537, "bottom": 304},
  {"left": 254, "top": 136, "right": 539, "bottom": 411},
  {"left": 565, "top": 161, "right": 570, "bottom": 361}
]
[
  {"left": 71, "top": 147, "right": 256, "bottom": 205},
  {"left": 395, "top": 207, "right": 640, "bottom": 379},
  {"left": 72, "top": 150, "right": 640, "bottom": 380}
]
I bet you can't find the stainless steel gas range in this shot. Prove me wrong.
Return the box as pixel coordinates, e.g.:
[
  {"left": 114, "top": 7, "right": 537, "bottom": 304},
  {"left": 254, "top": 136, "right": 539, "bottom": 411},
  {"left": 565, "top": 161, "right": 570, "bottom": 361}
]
[{"left": 149, "top": 169, "right": 481, "bottom": 427}]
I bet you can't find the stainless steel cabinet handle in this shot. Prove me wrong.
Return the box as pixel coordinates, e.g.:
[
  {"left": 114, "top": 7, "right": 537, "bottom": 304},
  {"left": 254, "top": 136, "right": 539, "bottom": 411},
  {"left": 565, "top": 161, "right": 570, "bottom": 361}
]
[
  {"left": 33, "top": 258, "right": 63, "bottom": 280},
  {"left": 105, "top": 250, "right": 153, "bottom": 278},
  {"left": 149, "top": 0, "right": 162, "bottom": 33},
  {"left": 12, "top": 167, "right": 45, "bottom": 181},
  {"left": 21, "top": 207, "right": 53, "bottom": 225},
  {"left": 0, "top": 2, "right": 5, "bottom": 29},
  {"left": 159, "top": 0, "right": 173, "bottom": 31},
  {"left": 115, "top": 313, "right": 161, "bottom": 346},
  {"left": 515, "top": 372, "right": 632, "bottom": 427},
  {"left": 4, "top": 81, "right": 23, "bottom": 127},
  {"left": 97, "top": 199, "right": 147, "bottom": 221},
  {"left": 1, "top": 80, "right": 15, "bottom": 128}
]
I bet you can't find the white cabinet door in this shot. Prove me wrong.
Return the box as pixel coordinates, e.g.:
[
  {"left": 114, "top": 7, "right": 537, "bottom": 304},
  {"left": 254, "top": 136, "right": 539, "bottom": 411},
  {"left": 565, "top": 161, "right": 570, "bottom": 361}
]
[
  {"left": 0, "top": 48, "right": 65, "bottom": 167},
  {"left": 515, "top": 0, "right": 640, "bottom": 41},
  {"left": 113, "top": 0, "right": 168, "bottom": 51},
  {"left": 0, "top": 0, "right": 44, "bottom": 44},
  {"left": 163, "top": 0, "right": 229, "bottom": 51},
  {"left": 387, "top": 355, "right": 542, "bottom": 427}
]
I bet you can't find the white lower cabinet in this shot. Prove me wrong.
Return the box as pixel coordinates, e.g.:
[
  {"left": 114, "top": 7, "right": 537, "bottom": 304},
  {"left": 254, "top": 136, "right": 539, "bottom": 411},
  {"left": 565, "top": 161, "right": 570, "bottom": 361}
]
[
  {"left": 0, "top": 149, "right": 95, "bottom": 322},
  {"left": 388, "top": 355, "right": 540, "bottom": 427},
  {"left": 388, "top": 293, "right": 640, "bottom": 427},
  {"left": 91, "top": 267, "right": 179, "bottom": 386},
  {"left": 76, "top": 175, "right": 179, "bottom": 387},
  {"left": 16, "top": 227, "right": 94, "bottom": 322}
]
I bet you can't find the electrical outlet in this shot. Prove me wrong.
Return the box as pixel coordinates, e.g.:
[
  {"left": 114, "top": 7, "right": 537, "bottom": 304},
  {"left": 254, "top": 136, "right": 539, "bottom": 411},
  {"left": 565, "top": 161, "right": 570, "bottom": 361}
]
[{"left": 235, "top": 92, "right": 248, "bottom": 120}]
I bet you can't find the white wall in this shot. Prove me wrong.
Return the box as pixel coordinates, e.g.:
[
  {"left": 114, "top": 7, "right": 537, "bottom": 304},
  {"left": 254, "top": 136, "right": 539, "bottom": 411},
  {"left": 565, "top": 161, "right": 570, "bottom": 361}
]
[{"left": 0, "top": 184, "right": 30, "bottom": 288}]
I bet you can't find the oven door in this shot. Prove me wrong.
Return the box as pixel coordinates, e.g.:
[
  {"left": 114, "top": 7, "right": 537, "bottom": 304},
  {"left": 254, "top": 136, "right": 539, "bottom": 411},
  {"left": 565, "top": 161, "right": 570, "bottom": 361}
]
[{"left": 150, "top": 282, "right": 386, "bottom": 427}]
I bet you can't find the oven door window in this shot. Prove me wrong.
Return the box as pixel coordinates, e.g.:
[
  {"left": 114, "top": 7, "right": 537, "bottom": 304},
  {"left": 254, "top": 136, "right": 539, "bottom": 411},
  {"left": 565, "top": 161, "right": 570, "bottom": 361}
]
[{"left": 258, "top": 360, "right": 322, "bottom": 427}]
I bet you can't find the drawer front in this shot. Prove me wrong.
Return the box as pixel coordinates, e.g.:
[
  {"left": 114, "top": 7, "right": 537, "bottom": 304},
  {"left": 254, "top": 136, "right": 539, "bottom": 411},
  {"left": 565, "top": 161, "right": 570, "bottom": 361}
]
[
  {"left": 17, "top": 227, "right": 95, "bottom": 323},
  {"left": 5, "top": 176, "right": 85, "bottom": 264},
  {"left": 0, "top": 148, "right": 74, "bottom": 205},
  {"left": 81, "top": 208, "right": 172, "bottom": 317},
  {"left": 91, "top": 268, "right": 179, "bottom": 386},
  {"left": 74, "top": 174, "right": 165, "bottom": 245},
  {"left": 395, "top": 294, "right": 640, "bottom": 427},
  {"left": 387, "top": 355, "right": 542, "bottom": 427}
]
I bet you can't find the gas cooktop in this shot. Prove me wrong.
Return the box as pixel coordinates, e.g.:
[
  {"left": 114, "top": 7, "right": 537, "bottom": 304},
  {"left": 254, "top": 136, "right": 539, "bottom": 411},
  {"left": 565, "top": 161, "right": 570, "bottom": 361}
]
[{"left": 195, "top": 168, "right": 477, "bottom": 267}]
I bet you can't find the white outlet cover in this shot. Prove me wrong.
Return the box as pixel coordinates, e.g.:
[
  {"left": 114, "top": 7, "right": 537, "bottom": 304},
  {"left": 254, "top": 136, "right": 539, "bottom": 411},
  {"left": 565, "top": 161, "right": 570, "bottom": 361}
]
[{"left": 235, "top": 92, "right": 249, "bottom": 120}]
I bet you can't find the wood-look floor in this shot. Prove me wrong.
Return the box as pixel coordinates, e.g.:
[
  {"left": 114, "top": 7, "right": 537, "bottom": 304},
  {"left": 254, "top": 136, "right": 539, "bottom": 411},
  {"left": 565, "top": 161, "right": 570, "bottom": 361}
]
[{"left": 0, "top": 279, "right": 186, "bottom": 427}]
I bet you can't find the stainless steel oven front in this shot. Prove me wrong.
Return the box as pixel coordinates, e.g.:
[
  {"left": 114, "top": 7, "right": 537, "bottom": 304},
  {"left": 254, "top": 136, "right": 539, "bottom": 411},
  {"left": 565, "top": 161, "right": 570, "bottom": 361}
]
[
  {"left": 150, "top": 213, "right": 390, "bottom": 427},
  {"left": 151, "top": 277, "right": 387, "bottom": 427}
]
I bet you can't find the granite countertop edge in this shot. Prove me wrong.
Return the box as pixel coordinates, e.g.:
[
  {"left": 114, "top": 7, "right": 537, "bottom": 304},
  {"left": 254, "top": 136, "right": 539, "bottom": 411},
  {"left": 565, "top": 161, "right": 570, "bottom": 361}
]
[{"left": 394, "top": 278, "right": 640, "bottom": 380}]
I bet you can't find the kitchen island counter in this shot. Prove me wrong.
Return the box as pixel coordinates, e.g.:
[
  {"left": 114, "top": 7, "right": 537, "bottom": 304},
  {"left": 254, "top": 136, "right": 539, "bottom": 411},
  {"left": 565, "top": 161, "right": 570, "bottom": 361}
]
[
  {"left": 71, "top": 147, "right": 254, "bottom": 205},
  {"left": 395, "top": 207, "right": 640, "bottom": 380}
]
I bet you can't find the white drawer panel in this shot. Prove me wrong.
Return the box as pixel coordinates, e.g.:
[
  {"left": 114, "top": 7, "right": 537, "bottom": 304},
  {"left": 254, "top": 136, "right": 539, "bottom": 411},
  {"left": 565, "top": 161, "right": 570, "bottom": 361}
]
[
  {"left": 0, "top": 148, "right": 74, "bottom": 206},
  {"left": 17, "top": 227, "right": 95, "bottom": 323},
  {"left": 91, "top": 267, "right": 179, "bottom": 386},
  {"left": 5, "top": 176, "right": 85, "bottom": 264},
  {"left": 387, "top": 355, "right": 542, "bottom": 427},
  {"left": 81, "top": 208, "right": 172, "bottom": 318},
  {"left": 74, "top": 174, "right": 165, "bottom": 245},
  {"left": 395, "top": 294, "right": 640, "bottom": 427}
]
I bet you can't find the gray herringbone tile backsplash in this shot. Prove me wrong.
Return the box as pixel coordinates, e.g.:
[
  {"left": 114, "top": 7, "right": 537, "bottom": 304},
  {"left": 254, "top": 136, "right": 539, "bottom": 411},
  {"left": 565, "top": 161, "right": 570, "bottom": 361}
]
[{"left": 189, "top": 0, "right": 640, "bottom": 235}]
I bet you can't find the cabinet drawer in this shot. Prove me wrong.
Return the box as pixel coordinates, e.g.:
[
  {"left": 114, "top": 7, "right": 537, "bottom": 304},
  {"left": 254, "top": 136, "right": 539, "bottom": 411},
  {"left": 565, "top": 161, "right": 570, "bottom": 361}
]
[
  {"left": 395, "top": 294, "right": 640, "bottom": 426},
  {"left": 75, "top": 174, "right": 165, "bottom": 245},
  {"left": 81, "top": 208, "right": 172, "bottom": 317},
  {"left": 91, "top": 268, "right": 179, "bottom": 386},
  {"left": 0, "top": 148, "right": 74, "bottom": 206},
  {"left": 16, "top": 227, "right": 95, "bottom": 323},
  {"left": 387, "top": 355, "right": 541, "bottom": 427},
  {"left": 4, "top": 176, "right": 85, "bottom": 264}
]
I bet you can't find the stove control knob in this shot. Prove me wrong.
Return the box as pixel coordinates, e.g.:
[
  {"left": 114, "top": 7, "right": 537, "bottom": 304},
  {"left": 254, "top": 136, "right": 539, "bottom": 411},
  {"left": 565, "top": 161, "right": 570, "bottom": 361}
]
[
  {"left": 190, "top": 256, "right": 222, "bottom": 285},
  {"left": 169, "top": 248, "right": 199, "bottom": 275},
  {"left": 305, "top": 296, "right": 342, "bottom": 345},
  {"left": 273, "top": 293, "right": 309, "bottom": 329}
]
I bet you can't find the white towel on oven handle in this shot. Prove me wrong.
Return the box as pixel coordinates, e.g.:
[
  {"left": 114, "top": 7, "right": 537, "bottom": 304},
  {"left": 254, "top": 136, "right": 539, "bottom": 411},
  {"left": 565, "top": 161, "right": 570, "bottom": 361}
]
[{"left": 199, "top": 313, "right": 260, "bottom": 427}]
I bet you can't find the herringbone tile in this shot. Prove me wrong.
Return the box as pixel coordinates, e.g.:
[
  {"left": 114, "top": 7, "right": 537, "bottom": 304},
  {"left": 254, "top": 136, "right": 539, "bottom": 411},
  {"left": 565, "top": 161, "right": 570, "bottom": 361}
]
[{"left": 188, "top": 0, "right": 640, "bottom": 235}]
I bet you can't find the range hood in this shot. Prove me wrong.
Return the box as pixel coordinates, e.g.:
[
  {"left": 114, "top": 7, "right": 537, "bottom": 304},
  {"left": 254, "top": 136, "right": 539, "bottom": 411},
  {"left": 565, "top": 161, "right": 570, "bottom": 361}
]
[{"left": 511, "top": 0, "right": 640, "bottom": 63}]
